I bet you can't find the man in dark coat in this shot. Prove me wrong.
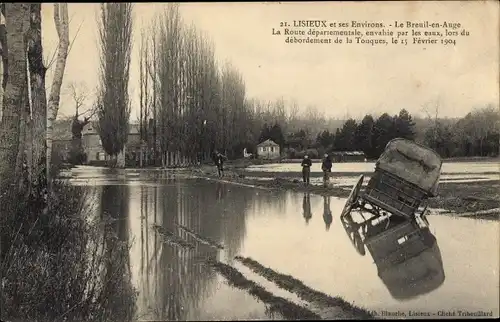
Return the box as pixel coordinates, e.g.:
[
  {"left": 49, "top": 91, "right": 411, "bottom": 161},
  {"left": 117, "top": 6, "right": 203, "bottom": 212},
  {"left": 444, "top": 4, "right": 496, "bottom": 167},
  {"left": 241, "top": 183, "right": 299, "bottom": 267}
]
[
  {"left": 301, "top": 155, "right": 312, "bottom": 186},
  {"left": 321, "top": 153, "right": 333, "bottom": 187},
  {"left": 215, "top": 152, "right": 226, "bottom": 177}
]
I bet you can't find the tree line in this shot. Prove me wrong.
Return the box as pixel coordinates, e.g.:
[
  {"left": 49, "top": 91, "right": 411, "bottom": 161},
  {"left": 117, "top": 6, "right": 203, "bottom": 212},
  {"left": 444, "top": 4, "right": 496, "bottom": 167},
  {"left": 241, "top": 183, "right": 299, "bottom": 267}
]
[
  {"left": 130, "top": 4, "right": 354, "bottom": 166},
  {"left": 53, "top": 3, "right": 498, "bottom": 167},
  {"left": 129, "top": 4, "right": 498, "bottom": 164},
  {"left": 256, "top": 105, "right": 499, "bottom": 160}
]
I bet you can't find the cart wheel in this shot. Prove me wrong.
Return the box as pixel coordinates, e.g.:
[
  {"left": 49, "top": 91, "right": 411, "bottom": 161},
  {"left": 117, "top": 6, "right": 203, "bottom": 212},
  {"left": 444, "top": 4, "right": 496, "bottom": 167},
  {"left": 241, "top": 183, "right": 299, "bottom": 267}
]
[
  {"left": 340, "top": 174, "right": 364, "bottom": 218},
  {"left": 340, "top": 215, "right": 366, "bottom": 256}
]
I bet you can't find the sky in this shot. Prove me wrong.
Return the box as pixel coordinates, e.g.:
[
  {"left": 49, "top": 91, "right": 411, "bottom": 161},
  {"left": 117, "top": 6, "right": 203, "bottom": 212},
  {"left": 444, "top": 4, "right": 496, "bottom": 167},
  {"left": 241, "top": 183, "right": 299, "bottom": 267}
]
[{"left": 40, "top": 1, "right": 499, "bottom": 121}]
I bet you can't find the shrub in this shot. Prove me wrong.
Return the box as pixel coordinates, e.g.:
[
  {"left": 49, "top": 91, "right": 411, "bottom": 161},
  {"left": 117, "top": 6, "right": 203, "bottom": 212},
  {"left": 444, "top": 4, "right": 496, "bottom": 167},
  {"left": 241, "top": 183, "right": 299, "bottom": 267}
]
[{"left": 0, "top": 177, "right": 137, "bottom": 321}]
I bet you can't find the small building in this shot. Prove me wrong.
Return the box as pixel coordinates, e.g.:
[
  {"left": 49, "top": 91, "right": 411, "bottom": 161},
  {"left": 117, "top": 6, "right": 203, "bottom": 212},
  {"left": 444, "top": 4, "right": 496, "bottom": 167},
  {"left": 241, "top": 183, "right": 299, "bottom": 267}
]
[{"left": 257, "top": 139, "right": 280, "bottom": 160}]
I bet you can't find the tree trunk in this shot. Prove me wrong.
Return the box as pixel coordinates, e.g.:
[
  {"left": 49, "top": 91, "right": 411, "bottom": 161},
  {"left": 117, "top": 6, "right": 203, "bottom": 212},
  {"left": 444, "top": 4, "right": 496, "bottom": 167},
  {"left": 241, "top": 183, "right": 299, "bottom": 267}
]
[
  {"left": 0, "top": 3, "right": 30, "bottom": 195},
  {"left": 46, "top": 3, "right": 69, "bottom": 183},
  {"left": 116, "top": 147, "right": 125, "bottom": 168},
  {"left": 27, "top": 3, "right": 47, "bottom": 185}
]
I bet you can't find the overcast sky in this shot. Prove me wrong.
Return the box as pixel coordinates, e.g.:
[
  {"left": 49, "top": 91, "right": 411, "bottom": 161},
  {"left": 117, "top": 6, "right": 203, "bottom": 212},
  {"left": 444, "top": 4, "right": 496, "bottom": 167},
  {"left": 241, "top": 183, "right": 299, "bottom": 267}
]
[{"left": 41, "top": 1, "right": 499, "bottom": 121}]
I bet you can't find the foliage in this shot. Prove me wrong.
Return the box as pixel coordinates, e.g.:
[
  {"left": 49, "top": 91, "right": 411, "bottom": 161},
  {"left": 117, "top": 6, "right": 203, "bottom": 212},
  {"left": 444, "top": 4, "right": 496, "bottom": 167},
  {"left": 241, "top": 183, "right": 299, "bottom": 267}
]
[
  {"left": 258, "top": 122, "right": 285, "bottom": 148},
  {"left": 96, "top": 3, "right": 133, "bottom": 157},
  {"left": 0, "top": 176, "right": 137, "bottom": 322}
]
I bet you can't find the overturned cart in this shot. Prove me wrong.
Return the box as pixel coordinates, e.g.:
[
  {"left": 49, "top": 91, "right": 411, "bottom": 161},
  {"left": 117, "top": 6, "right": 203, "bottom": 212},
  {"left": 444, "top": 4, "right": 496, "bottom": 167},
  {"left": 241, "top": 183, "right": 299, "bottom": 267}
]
[
  {"left": 340, "top": 138, "right": 443, "bottom": 222},
  {"left": 340, "top": 138, "right": 445, "bottom": 298},
  {"left": 341, "top": 213, "right": 445, "bottom": 299}
]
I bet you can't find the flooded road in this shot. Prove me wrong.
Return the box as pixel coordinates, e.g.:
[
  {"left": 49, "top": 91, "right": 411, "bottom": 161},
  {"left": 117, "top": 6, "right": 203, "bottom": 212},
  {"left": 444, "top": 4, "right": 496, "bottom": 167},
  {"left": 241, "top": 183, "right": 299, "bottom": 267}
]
[
  {"left": 75, "top": 169, "right": 499, "bottom": 320},
  {"left": 246, "top": 161, "right": 500, "bottom": 175}
]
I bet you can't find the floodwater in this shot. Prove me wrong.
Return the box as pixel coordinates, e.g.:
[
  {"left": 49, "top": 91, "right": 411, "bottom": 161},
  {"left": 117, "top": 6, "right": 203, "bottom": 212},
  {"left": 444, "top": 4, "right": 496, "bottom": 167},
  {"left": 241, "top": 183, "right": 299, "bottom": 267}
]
[
  {"left": 70, "top": 168, "right": 499, "bottom": 320},
  {"left": 247, "top": 161, "right": 500, "bottom": 175},
  {"left": 245, "top": 173, "right": 500, "bottom": 188}
]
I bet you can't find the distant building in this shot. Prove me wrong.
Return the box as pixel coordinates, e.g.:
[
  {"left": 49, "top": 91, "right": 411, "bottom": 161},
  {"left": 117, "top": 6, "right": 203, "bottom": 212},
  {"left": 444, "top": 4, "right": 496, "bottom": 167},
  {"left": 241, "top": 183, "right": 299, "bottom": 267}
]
[
  {"left": 82, "top": 122, "right": 141, "bottom": 165},
  {"left": 330, "top": 151, "right": 366, "bottom": 162},
  {"left": 52, "top": 137, "right": 72, "bottom": 162},
  {"left": 257, "top": 139, "right": 280, "bottom": 160}
]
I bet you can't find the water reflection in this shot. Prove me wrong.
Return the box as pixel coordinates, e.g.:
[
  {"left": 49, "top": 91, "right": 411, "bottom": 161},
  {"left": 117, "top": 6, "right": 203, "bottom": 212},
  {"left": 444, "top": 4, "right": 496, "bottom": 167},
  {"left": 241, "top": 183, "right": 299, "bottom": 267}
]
[
  {"left": 302, "top": 193, "right": 312, "bottom": 224},
  {"left": 322, "top": 196, "right": 333, "bottom": 231},
  {"left": 125, "top": 180, "right": 269, "bottom": 320},
  {"left": 98, "top": 185, "right": 137, "bottom": 321},
  {"left": 341, "top": 213, "right": 445, "bottom": 300}
]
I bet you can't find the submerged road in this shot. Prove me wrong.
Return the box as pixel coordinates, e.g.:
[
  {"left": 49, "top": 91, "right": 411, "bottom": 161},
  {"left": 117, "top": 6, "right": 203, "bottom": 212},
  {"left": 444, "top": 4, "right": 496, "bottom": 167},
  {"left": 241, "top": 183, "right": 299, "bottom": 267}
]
[{"left": 67, "top": 167, "right": 499, "bottom": 320}]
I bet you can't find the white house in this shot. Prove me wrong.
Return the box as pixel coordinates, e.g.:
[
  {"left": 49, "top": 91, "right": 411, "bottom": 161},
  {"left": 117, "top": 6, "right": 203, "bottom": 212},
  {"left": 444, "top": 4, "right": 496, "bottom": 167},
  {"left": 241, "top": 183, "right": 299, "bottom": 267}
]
[{"left": 257, "top": 139, "right": 280, "bottom": 160}]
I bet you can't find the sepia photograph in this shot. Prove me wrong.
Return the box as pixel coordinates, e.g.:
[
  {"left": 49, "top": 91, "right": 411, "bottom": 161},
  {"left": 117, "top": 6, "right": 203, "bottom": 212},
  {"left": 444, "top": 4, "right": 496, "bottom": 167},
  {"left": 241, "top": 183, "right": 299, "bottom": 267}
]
[{"left": 0, "top": 1, "right": 498, "bottom": 321}]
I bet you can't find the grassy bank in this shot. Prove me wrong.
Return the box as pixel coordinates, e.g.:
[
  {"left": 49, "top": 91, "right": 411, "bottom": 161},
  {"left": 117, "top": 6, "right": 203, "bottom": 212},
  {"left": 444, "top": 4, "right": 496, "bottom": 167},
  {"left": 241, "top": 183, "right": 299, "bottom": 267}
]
[
  {"left": 190, "top": 165, "right": 500, "bottom": 220},
  {"left": 0, "top": 179, "right": 137, "bottom": 322}
]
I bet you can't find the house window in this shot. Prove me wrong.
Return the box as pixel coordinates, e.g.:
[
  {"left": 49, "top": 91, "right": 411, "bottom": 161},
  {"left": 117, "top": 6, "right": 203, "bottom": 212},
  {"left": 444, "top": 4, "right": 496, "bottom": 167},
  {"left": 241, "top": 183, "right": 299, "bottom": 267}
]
[
  {"left": 262, "top": 147, "right": 267, "bottom": 152},
  {"left": 270, "top": 147, "right": 274, "bottom": 152}
]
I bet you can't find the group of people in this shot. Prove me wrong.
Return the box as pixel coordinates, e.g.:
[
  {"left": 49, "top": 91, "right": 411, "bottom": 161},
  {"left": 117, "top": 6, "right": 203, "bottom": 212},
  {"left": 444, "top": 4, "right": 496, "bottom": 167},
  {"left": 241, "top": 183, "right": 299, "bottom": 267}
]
[
  {"left": 301, "top": 153, "right": 333, "bottom": 187},
  {"left": 212, "top": 149, "right": 334, "bottom": 186}
]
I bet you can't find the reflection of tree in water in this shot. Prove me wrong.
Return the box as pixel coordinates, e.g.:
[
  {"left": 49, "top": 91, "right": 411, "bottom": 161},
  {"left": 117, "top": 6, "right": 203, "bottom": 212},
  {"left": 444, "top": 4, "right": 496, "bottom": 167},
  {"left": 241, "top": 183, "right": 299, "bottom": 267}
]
[
  {"left": 250, "top": 188, "right": 288, "bottom": 217},
  {"left": 135, "top": 179, "right": 258, "bottom": 320},
  {"left": 323, "top": 196, "right": 333, "bottom": 231},
  {"left": 99, "top": 184, "right": 136, "bottom": 321},
  {"left": 210, "top": 182, "right": 256, "bottom": 260},
  {"left": 302, "top": 193, "right": 312, "bottom": 224}
]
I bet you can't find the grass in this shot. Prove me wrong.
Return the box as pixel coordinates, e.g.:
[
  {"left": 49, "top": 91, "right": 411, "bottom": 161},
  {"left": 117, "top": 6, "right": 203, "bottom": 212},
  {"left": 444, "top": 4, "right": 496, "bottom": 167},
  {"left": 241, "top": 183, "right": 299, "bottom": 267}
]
[
  {"left": 0, "top": 177, "right": 137, "bottom": 322},
  {"left": 234, "top": 256, "right": 374, "bottom": 319},
  {"left": 205, "top": 258, "right": 321, "bottom": 320}
]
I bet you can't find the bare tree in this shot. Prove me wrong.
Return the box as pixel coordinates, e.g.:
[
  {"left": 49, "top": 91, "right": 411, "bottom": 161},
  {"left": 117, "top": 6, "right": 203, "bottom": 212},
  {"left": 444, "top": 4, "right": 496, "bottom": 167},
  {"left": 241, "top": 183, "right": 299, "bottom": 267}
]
[
  {"left": 46, "top": 3, "right": 69, "bottom": 183},
  {"left": 420, "top": 97, "right": 441, "bottom": 150},
  {"left": 96, "top": 3, "right": 133, "bottom": 168},
  {"left": 68, "top": 81, "right": 94, "bottom": 138},
  {"left": 0, "top": 3, "right": 30, "bottom": 195},
  {"left": 138, "top": 26, "right": 150, "bottom": 167}
]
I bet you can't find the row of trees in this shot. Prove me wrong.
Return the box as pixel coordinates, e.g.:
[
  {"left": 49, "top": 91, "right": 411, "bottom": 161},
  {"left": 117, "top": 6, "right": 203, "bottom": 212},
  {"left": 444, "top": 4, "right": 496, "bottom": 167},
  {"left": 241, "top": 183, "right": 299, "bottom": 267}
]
[
  {"left": 130, "top": 4, "right": 351, "bottom": 166},
  {"left": 256, "top": 106, "right": 499, "bottom": 160},
  {"left": 55, "top": 4, "right": 497, "bottom": 166},
  {"left": 135, "top": 4, "right": 249, "bottom": 165},
  {"left": 422, "top": 105, "right": 499, "bottom": 158},
  {"left": 257, "top": 109, "right": 416, "bottom": 159},
  {"left": 0, "top": 3, "right": 69, "bottom": 196}
]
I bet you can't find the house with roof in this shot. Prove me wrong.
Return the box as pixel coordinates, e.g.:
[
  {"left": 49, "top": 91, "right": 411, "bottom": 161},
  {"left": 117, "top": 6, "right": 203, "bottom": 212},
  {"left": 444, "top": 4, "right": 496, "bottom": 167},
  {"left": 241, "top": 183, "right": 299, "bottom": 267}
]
[
  {"left": 256, "top": 139, "right": 280, "bottom": 160},
  {"left": 82, "top": 122, "right": 141, "bottom": 165}
]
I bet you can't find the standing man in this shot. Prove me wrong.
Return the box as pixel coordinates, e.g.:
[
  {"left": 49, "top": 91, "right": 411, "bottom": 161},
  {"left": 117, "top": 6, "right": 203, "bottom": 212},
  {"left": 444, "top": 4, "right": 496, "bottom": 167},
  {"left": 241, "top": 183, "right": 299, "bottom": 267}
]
[
  {"left": 321, "top": 153, "right": 333, "bottom": 187},
  {"left": 215, "top": 152, "right": 226, "bottom": 177},
  {"left": 301, "top": 155, "right": 312, "bottom": 186}
]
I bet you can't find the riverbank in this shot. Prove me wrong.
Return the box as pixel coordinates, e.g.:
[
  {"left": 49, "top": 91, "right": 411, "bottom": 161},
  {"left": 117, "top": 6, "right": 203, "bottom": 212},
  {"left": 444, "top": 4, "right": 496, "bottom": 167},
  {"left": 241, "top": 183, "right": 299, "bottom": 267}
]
[{"left": 190, "top": 165, "right": 500, "bottom": 221}]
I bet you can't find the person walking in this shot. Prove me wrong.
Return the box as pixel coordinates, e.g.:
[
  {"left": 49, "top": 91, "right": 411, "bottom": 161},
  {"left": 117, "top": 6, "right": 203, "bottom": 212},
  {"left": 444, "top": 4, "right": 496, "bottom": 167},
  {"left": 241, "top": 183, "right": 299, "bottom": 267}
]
[
  {"left": 215, "top": 152, "right": 226, "bottom": 177},
  {"left": 321, "top": 153, "right": 333, "bottom": 187},
  {"left": 301, "top": 155, "right": 312, "bottom": 186}
]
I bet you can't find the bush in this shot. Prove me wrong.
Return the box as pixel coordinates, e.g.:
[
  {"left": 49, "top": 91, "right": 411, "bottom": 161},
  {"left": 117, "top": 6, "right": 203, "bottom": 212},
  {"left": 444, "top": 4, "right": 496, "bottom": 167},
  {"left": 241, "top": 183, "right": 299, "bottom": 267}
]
[{"left": 0, "top": 178, "right": 137, "bottom": 321}]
